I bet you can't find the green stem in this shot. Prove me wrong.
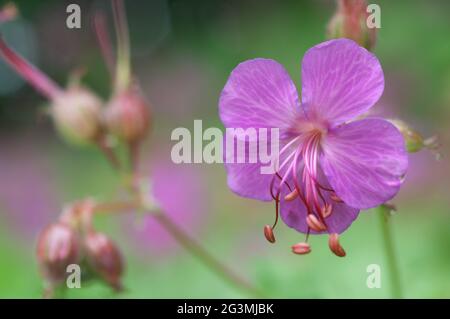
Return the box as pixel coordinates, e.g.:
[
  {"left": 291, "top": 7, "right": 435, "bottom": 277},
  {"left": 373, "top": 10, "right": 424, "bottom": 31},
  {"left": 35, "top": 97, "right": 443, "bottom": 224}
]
[
  {"left": 378, "top": 206, "right": 402, "bottom": 298},
  {"left": 91, "top": 200, "right": 265, "bottom": 298},
  {"left": 152, "top": 212, "right": 266, "bottom": 298}
]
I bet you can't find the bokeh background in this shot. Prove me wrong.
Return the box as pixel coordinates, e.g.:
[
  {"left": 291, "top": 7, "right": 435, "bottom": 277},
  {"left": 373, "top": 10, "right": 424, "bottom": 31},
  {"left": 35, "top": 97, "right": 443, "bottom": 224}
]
[{"left": 0, "top": 0, "right": 449, "bottom": 298}]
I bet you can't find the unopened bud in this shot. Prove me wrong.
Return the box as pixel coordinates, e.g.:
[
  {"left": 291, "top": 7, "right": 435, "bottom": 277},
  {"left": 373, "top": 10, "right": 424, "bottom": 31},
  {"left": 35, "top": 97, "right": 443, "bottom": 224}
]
[
  {"left": 291, "top": 242, "right": 311, "bottom": 255},
  {"left": 327, "top": 0, "right": 377, "bottom": 51},
  {"left": 389, "top": 119, "right": 440, "bottom": 154},
  {"left": 51, "top": 86, "right": 103, "bottom": 144},
  {"left": 36, "top": 222, "right": 80, "bottom": 284},
  {"left": 84, "top": 231, "right": 124, "bottom": 291},
  {"left": 104, "top": 85, "right": 151, "bottom": 144},
  {"left": 263, "top": 225, "right": 276, "bottom": 243},
  {"left": 0, "top": 3, "right": 18, "bottom": 23},
  {"left": 328, "top": 233, "right": 346, "bottom": 257}
]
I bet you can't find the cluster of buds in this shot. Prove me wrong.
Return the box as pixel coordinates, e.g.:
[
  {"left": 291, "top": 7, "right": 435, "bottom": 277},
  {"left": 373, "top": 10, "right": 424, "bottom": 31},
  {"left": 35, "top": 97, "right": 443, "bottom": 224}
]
[
  {"left": 327, "top": 0, "right": 377, "bottom": 51},
  {"left": 0, "top": 0, "right": 151, "bottom": 168},
  {"left": 36, "top": 202, "right": 124, "bottom": 297}
]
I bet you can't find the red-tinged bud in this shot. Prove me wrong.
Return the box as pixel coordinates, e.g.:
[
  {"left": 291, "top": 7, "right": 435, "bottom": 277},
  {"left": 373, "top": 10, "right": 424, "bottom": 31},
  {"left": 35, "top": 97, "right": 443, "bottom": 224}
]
[
  {"left": 36, "top": 222, "right": 80, "bottom": 284},
  {"left": 104, "top": 85, "right": 151, "bottom": 144},
  {"left": 328, "top": 233, "right": 346, "bottom": 257},
  {"left": 84, "top": 231, "right": 124, "bottom": 291},
  {"left": 291, "top": 242, "right": 311, "bottom": 255},
  {"left": 327, "top": 0, "right": 377, "bottom": 51},
  {"left": 306, "top": 214, "right": 327, "bottom": 232},
  {"left": 263, "top": 225, "right": 276, "bottom": 243},
  {"left": 0, "top": 3, "right": 17, "bottom": 23},
  {"left": 51, "top": 86, "right": 104, "bottom": 144},
  {"left": 0, "top": 37, "right": 104, "bottom": 145}
]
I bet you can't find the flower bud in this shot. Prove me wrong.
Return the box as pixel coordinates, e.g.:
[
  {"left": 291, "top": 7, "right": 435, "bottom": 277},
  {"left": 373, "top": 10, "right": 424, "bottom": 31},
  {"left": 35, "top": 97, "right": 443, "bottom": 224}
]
[
  {"left": 327, "top": 0, "right": 377, "bottom": 51},
  {"left": 104, "top": 85, "right": 151, "bottom": 144},
  {"left": 0, "top": 3, "right": 18, "bottom": 23},
  {"left": 84, "top": 231, "right": 124, "bottom": 290},
  {"left": 36, "top": 222, "right": 80, "bottom": 284},
  {"left": 389, "top": 119, "right": 440, "bottom": 154},
  {"left": 51, "top": 86, "right": 104, "bottom": 144}
]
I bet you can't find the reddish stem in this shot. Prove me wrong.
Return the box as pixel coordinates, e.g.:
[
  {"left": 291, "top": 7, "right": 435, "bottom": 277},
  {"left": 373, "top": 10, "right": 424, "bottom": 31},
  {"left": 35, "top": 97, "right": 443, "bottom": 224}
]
[{"left": 0, "top": 37, "right": 63, "bottom": 100}]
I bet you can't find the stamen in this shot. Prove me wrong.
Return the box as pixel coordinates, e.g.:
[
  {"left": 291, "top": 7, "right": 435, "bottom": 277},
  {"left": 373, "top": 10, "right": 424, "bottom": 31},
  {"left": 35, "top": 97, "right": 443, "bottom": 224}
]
[
  {"left": 284, "top": 189, "right": 298, "bottom": 201},
  {"left": 330, "top": 192, "right": 343, "bottom": 203},
  {"left": 328, "top": 233, "right": 346, "bottom": 257},
  {"left": 263, "top": 225, "right": 275, "bottom": 243},
  {"left": 306, "top": 214, "right": 327, "bottom": 232},
  {"left": 321, "top": 203, "right": 333, "bottom": 218},
  {"left": 291, "top": 242, "right": 311, "bottom": 255}
]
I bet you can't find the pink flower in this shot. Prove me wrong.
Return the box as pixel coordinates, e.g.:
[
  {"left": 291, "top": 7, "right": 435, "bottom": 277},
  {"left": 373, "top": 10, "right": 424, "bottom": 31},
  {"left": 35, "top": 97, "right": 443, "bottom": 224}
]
[{"left": 219, "top": 39, "right": 408, "bottom": 255}]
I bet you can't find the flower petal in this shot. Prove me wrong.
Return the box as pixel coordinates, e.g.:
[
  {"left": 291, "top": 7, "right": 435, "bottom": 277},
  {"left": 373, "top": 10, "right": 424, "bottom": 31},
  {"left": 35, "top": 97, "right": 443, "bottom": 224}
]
[
  {"left": 280, "top": 173, "right": 360, "bottom": 234},
  {"left": 320, "top": 118, "right": 408, "bottom": 209},
  {"left": 219, "top": 58, "right": 301, "bottom": 132},
  {"left": 219, "top": 58, "right": 303, "bottom": 201},
  {"left": 224, "top": 135, "right": 300, "bottom": 201},
  {"left": 301, "top": 39, "right": 384, "bottom": 126}
]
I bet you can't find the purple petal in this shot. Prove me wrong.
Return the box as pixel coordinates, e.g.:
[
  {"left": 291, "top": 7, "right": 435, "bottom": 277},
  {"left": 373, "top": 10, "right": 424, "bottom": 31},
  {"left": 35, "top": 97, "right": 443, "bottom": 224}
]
[
  {"left": 219, "top": 58, "right": 302, "bottom": 201},
  {"left": 301, "top": 39, "right": 384, "bottom": 126},
  {"left": 280, "top": 172, "right": 360, "bottom": 234},
  {"left": 219, "top": 58, "right": 301, "bottom": 131},
  {"left": 224, "top": 135, "right": 300, "bottom": 201},
  {"left": 320, "top": 118, "right": 408, "bottom": 209}
]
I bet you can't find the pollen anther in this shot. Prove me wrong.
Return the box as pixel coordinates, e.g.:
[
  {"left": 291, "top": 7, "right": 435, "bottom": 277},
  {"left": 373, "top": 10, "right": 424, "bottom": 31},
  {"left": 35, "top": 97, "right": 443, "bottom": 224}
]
[
  {"left": 306, "top": 214, "right": 327, "bottom": 232},
  {"left": 291, "top": 242, "right": 311, "bottom": 255},
  {"left": 328, "top": 233, "right": 346, "bottom": 257},
  {"left": 263, "top": 225, "right": 276, "bottom": 243}
]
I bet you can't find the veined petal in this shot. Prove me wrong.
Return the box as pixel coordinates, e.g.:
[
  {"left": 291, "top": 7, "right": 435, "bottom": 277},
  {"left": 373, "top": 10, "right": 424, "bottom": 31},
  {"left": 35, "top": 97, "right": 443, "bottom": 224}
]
[
  {"left": 224, "top": 134, "right": 300, "bottom": 201},
  {"left": 320, "top": 118, "right": 408, "bottom": 209},
  {"left": 219, "top": 58, "right": 301, "bottom": 132},
  {"left": 219, "top": 58, "right": 303, "bottom": 201},
  {"left": 301, "top": 39, "right": 384, "bottom": 126}
]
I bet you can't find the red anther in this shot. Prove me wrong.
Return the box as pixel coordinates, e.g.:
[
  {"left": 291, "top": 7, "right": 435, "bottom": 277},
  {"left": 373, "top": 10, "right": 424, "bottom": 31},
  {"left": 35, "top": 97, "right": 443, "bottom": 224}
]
[
  {"left": 322, "top": 203, "right": 333, "bottom": 218},
  {"left": 263, "top": 225, "right": 276, "bottom": 243},
  {"left": 306, "top": 214, "right": 327, "bottom": 232},
  {"left": 328, "top": 233, "right": 346, "bottom": 257},
  {"left": 284, "top": 189, "right": 299, "bottom": 202},
  {"left": 291, "top": 242, "right": 311, "bottom": 255},
  {"left": 330, "top": 192, "right": 343, "bottom": 203}
]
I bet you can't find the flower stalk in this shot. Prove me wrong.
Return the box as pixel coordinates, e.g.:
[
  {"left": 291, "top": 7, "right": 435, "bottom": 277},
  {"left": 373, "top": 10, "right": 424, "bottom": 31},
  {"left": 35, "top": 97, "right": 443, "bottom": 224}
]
[
  {"left": 112, "top": 0, "right": 131, "bottom": 92},
  {"left": 86, "top": 196, "right": 265, "bottom": 298},
  {"left": 378, "top": 205, "right": 403, "bottom": 299}
]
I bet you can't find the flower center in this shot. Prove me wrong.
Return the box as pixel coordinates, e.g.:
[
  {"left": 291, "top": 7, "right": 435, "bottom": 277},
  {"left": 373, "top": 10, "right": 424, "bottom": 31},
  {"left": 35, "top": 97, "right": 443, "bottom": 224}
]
[{"left": 264, "top": 126, "right": 346, "bottom": 254}]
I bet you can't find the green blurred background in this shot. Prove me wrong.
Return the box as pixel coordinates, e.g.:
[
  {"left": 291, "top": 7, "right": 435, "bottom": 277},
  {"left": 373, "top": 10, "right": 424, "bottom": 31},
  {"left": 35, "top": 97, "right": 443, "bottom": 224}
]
[{"left": 0, "top": 0, "right": 449, "bottom": 298}]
